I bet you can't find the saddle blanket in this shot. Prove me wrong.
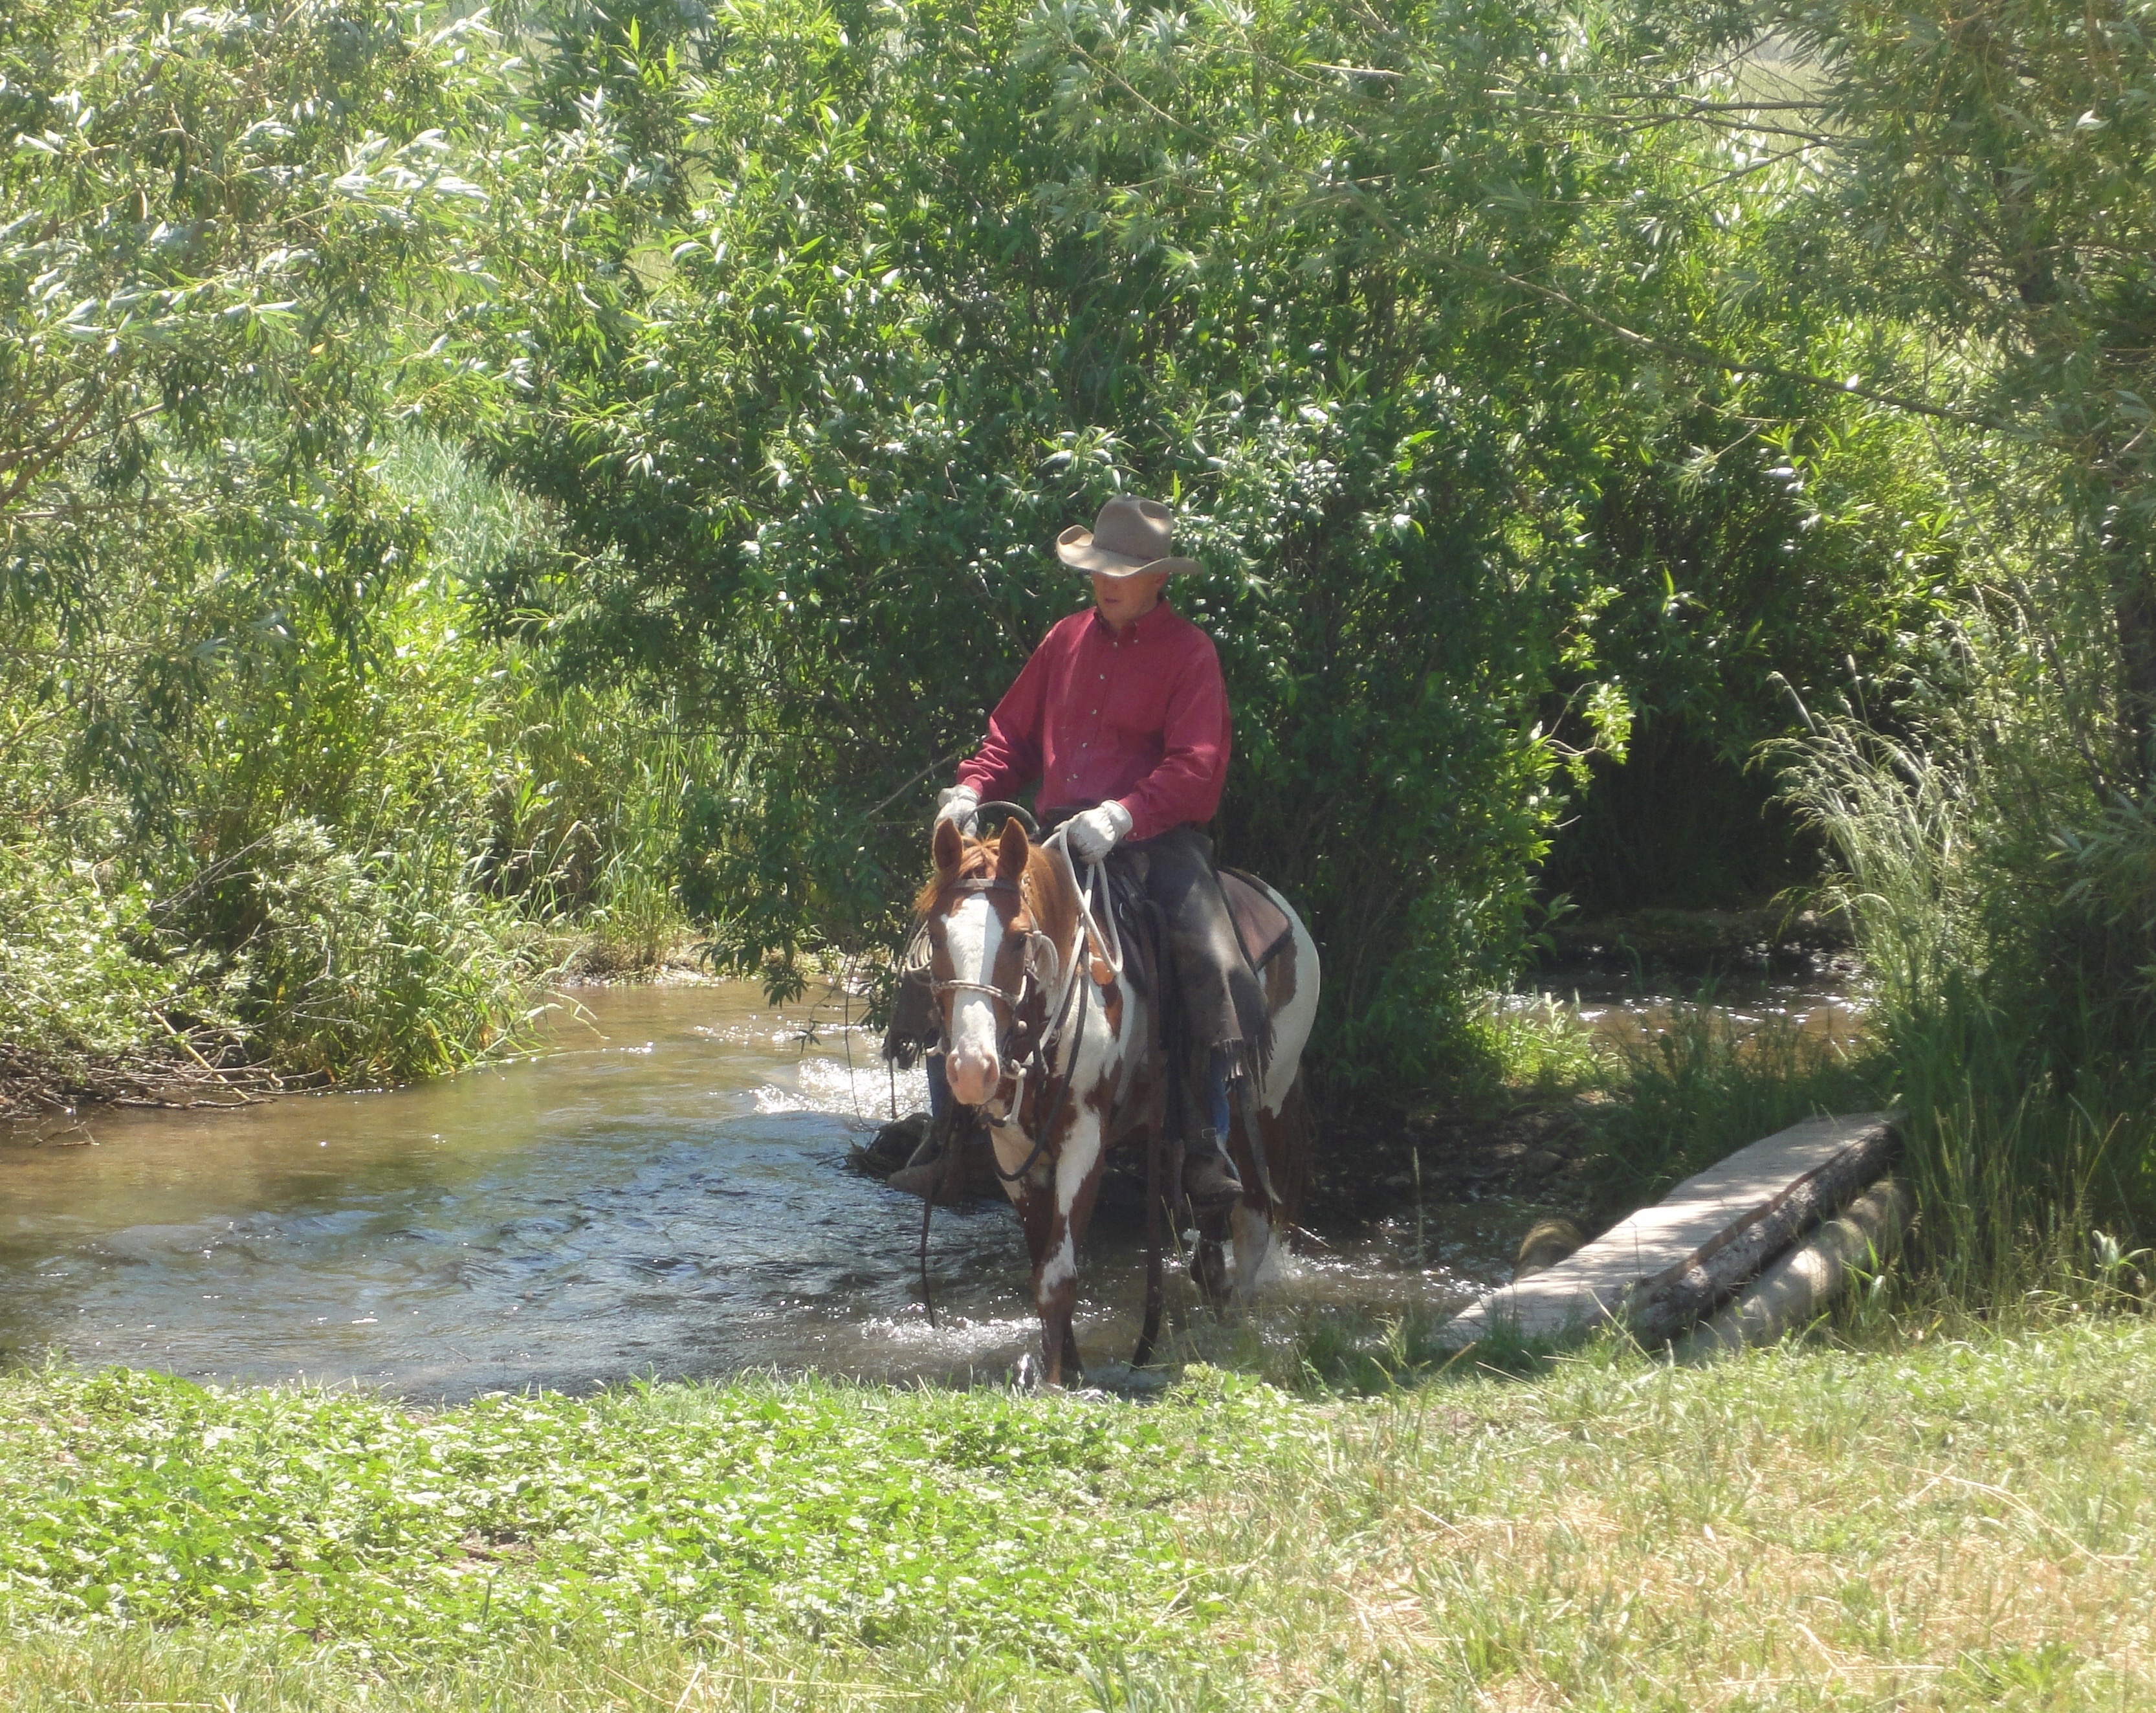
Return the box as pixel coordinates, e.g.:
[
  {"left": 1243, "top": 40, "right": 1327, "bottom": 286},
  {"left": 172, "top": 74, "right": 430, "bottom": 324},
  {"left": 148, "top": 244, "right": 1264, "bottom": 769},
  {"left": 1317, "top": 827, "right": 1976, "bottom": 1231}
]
[{"left": 1218, "top": 867, "right": 1293, "bottom": 973}]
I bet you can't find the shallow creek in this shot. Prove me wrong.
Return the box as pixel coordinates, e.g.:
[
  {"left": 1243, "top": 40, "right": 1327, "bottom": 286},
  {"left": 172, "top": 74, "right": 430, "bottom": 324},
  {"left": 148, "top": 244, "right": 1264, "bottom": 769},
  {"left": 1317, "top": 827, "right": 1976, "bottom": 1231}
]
[{"left": 1, "top": 974, "right": 1859, "bottom": 1399}]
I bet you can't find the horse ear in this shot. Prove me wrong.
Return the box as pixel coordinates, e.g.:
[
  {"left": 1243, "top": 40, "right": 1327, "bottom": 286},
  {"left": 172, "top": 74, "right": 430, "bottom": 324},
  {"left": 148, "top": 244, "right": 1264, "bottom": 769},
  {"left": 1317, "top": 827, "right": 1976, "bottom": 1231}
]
[
  {"left": 933, "top": 817, "right": 963, "bottom": 875},
  {"left": 995, "top": 814, "right": 1028, "bottom": 881}
]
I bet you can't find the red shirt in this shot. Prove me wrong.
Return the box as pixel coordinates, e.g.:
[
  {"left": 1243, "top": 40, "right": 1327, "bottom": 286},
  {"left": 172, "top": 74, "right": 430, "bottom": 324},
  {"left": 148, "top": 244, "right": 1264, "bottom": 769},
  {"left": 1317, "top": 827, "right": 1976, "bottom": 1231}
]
[{"left": 956, "top": 600, "right": 1231, "bottom": 843}]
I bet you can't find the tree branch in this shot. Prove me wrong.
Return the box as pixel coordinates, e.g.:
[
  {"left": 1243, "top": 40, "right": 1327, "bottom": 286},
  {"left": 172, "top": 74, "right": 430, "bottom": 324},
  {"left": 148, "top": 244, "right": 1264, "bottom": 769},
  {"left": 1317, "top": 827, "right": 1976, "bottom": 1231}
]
[{"left": 1325, "top": 177, "right": 2002, "bottom": 431}]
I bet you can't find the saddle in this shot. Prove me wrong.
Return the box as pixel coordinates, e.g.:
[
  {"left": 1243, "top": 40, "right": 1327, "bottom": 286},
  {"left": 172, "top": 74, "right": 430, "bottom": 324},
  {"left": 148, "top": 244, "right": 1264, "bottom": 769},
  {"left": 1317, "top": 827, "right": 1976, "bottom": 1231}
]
[{"left": 1084, "top": 860, "right": 1294, "bottom": 995}]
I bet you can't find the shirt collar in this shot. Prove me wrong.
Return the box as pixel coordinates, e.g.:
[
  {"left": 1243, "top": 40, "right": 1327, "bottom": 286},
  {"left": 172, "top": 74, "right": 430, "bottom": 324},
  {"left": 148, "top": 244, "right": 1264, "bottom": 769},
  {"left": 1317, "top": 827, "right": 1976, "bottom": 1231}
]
[{"left": 1088, "top": 597, "right": 1178, "bottom": 644}]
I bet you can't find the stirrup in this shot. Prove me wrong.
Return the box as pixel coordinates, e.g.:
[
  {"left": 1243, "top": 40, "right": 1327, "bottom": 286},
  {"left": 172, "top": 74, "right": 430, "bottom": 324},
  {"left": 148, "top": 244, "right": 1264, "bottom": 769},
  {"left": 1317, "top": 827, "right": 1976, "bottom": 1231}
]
[{"left": 1182, "top": 1127, "right": 1244, "bottom": 1213}]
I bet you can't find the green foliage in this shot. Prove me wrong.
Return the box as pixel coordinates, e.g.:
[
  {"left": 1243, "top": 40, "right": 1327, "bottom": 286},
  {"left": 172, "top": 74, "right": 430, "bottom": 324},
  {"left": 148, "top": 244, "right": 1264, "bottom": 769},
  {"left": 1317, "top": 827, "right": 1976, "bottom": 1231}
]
[
  {"left": 1785, "top": 650, "right": 2156, "bottom": 1292},
  {"left": 0, "top": 0, "right": 555, "bottom": 1096},
  {"left": 1, "top": 0, "right": 2146, "bottom": 1189},
  {"left": 0, "top": 0, "right": 494, "bottom": 731},
  {"left": 0, "top": 1364, "right": 1224, "bottom": 1661},
  {"left": 0, "top": 837, "right": 234, "bottom": 1089},
  {"left": 1763, "top": 0, "right": 2156, "bottom": 775},
  {"left": 467, "top": 0, "right": 1956, "bottom": 1094},
  {"left": 165, "top": 819, "right": 545, "bottom": 1085}
]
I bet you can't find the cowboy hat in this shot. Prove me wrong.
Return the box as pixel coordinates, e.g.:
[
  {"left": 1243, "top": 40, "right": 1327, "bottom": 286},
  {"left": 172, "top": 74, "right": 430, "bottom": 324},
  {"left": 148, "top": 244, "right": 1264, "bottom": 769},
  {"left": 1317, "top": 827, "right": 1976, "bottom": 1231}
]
[{"left": 1055, "top": 496, "right": 1202, "bottom": 579}]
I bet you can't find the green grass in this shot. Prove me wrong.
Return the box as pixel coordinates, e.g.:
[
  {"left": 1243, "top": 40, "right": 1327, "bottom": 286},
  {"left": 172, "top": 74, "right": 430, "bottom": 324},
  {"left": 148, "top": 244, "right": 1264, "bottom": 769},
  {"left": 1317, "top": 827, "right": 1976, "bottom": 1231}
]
[
  {"left": 6, "top": 1318, "right": 2155, "bottom": 1708},
  {"left": 1581, "top": 1002, "right": 1891, "bottom": 1221},
  {"left": 0, "top": 1366, "right": 1220, "bottom": 1665}
]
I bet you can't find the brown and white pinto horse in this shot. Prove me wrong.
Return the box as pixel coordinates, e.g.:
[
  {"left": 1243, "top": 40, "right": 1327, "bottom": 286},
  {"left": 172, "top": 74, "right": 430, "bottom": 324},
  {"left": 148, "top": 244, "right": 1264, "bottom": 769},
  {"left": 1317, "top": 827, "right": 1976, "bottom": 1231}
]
[{"left": 919, "top": 815, "right": 1320, "bottom": 1385}]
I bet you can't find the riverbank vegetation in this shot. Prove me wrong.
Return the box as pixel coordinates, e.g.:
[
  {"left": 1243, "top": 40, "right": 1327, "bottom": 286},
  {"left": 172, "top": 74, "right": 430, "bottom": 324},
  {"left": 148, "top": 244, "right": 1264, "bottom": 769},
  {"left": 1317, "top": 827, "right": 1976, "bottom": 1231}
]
[
  {"left": 5, "top": 0, "right": 2156, "bottom": 1293},
  {"left": 6, "top": 1316, "right": 2155, "bottom": 1707}
]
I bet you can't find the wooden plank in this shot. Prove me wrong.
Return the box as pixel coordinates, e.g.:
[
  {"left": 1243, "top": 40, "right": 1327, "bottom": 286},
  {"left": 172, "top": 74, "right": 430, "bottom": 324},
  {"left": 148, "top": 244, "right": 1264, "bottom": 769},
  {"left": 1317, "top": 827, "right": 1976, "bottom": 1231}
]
[{"left": 1436, "top": 1112, "right": 1898, "bottom": 1349}]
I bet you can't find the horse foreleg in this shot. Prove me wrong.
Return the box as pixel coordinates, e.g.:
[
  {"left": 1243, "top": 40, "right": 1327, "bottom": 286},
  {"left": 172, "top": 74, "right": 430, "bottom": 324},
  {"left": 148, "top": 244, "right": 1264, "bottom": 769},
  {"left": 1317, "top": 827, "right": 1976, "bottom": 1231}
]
[
  {"left": 1036, "top": 1257, "right": 1080, "bottom": 1386},
  {"left": 1029, "top": 1202, "right": 1087, "bottom": 1386},
  {"left": 1029, "top": 1107, "right": 1112, "bottom": 1387},
  {"left": 1189, "top": 1208, "right": 1233, "bottom": 1303},
  {"left": 997, "top": 1179, "right": 1088, "bottom": 1387},
  {"left": 1219, "top": 1087, "right": 1303, "bottom": 1305},
  {"left": 1229, "top": 1198, "right": 1273, "bottom": 1301}
]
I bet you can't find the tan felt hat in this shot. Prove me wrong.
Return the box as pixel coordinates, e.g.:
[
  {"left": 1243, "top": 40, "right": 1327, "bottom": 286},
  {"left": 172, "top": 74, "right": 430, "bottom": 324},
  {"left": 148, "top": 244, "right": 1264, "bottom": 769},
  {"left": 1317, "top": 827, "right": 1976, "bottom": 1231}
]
[{"left": 1055, "top": 496, "right": 1202, "bottom": 579}]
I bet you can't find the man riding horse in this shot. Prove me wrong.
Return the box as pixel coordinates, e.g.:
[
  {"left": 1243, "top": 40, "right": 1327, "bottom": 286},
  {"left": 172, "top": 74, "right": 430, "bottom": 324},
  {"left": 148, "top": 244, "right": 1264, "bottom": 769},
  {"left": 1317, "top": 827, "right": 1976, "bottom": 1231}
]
[{"left": 927, "top": 496, "right": 1267, "bottom": 1214}]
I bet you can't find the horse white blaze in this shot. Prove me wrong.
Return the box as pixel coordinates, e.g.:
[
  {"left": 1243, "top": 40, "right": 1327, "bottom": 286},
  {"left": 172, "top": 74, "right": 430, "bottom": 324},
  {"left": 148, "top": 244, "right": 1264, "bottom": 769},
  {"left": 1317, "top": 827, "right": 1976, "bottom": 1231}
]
[
  {"left": 1038, "top": 995, "right": 1110, "bottom": 1300},
  {"left": 943, "top": 895, "right": 1004, "bottom": 1107}
]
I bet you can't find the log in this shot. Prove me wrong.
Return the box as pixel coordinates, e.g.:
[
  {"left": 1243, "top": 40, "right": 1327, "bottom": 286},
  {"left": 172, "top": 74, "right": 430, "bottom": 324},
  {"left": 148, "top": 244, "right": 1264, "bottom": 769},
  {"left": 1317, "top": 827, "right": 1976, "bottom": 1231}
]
[
  {"left": 1674, "top": 1176, "right": 1909, "bottom": 1361},
  {"left": 1437, "top": 1112, "right": 1899, "bottom": 1349}
]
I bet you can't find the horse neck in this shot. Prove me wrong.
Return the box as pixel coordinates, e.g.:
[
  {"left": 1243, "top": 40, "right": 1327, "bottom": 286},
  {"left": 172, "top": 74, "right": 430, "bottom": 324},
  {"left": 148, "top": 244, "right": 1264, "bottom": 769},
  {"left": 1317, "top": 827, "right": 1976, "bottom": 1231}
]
[{"left": 1022, "top": 846, "right": 1082, "bottom": 970}]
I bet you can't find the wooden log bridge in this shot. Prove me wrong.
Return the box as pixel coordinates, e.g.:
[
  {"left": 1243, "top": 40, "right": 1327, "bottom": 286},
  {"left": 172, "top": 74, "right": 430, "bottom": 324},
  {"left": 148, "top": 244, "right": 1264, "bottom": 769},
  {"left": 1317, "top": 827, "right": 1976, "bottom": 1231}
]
[
  {"left": 1675, "top": 1175, "right": 1910, "bottom": 1361},
  {"left": 1436, "top": 1112, "right": 1899, "bottom": 1351}
]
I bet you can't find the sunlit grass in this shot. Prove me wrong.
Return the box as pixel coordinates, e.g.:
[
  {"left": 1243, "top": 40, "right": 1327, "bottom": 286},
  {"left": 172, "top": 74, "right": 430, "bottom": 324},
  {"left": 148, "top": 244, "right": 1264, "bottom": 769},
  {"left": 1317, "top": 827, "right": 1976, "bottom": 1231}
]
[{"left": 6, "top": 1318, "right": 2154, "bottom": 1709}]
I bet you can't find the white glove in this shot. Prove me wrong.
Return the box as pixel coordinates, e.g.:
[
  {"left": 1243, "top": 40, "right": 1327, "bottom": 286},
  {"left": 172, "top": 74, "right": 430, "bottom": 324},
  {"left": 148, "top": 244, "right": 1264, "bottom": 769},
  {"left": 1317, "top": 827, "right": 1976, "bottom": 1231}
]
[
  {"left": 935, "top": 785, "right": 980, "bottom": 835},
  {"left": 1066, "top": 801, "right": 1132, "bottom": 863}
]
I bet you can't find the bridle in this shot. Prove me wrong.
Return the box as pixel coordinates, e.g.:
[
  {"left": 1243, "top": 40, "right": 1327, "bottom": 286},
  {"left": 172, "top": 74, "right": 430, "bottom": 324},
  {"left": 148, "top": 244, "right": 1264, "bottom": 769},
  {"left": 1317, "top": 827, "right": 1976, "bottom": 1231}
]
[
  {"left": 927, "top": 876, "right": 1044, "bottom": 1017},
  {"left": 925, "top": 865, "right": 1092, "bottom": 1182}
]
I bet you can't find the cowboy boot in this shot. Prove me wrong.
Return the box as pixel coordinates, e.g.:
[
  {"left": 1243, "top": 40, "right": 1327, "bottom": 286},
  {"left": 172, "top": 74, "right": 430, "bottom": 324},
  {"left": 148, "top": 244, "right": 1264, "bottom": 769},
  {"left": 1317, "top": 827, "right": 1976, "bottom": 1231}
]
[
  {"left": 1181, "top": 1049, "right": 1244, "bottom": 1212},
  {"left": 1182, "top": 1126, "right": 1244, "bottom": 1213}
]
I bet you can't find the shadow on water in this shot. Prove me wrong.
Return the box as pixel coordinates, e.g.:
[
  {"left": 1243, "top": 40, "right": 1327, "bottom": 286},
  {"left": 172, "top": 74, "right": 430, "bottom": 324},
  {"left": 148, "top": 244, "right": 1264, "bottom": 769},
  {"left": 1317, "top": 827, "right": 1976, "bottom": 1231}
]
[{"left": 2, "top": 970, "right": 1862, "bottom": 1398}]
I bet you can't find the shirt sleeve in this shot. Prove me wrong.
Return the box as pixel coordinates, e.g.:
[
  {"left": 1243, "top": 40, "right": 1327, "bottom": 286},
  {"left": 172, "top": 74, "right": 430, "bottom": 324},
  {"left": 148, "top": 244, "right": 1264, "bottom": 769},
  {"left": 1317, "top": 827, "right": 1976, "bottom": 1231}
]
[
  {"left": 1117, "top": 633, "right": 1231, "bottom": 842},
  {"left": 954, "top": 626, "right": 1055, "bottom": 804}
]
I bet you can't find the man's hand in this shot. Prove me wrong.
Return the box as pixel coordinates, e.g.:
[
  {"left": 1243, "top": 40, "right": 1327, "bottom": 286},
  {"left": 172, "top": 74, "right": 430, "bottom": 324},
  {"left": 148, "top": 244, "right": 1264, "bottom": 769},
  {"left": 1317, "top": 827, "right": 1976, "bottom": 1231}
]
[
  {"left": 1066, "top": 801, "right": 1132, "bottom": 862},
  {"left": 935, "top": 785, "right": 980, "bottom": 837}
]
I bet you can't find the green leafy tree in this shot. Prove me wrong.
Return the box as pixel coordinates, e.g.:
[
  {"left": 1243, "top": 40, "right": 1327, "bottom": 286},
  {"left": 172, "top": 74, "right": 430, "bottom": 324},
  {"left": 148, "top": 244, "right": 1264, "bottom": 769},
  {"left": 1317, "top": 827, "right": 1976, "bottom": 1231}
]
[
  {"left": 1768, "top": 0, "right": 2156, "bottom": 786},
  {"left": 0, "top": 0, "right": 492, "bottom": 809},
  {"left": 472, "top": 0, "right": 1945, "bottom": 1089},
  {"left": 0, "top": 0, "right": 549, "bottom": 1094}
]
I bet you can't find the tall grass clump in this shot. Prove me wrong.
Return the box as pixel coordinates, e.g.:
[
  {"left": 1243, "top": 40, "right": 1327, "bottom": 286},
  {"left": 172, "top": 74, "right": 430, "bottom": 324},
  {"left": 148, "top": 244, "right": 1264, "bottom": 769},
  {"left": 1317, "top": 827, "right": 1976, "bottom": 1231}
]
[
  {"left": 380, "top": 436, "right": 705, "bottom": 977},
  {"left": 153, "top": 819, "right": 546, "bottom": 1087},
  {"left": 1585, "top": 1004, "right": 1889, "bottom": 1219},
  {"left": 1783, "top": 637, "right": 2156, "bottom": 1302}
]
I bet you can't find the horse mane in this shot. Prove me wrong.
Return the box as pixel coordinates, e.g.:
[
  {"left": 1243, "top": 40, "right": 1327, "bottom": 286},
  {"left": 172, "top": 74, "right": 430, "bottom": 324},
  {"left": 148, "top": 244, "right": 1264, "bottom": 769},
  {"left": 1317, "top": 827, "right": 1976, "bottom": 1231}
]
[
  {"left": 913, "top": 835, "right": 1080, "bottom": 958},
  {"left": 912, "top": 835, "right": 995, "bottom": 918}
]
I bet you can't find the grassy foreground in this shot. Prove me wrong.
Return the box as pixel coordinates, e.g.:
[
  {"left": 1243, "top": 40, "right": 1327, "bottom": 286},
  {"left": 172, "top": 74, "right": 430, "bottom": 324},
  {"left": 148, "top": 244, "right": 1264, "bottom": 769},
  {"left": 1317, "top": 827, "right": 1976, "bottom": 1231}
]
[{"left": 3, "top": 1322, "right": 2153, "bottom": 1710}]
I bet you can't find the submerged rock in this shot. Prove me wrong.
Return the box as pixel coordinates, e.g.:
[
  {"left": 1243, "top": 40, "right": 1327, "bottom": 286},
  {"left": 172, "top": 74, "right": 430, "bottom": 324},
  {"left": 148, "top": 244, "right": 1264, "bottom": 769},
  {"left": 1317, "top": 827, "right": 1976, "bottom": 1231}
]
[
  {"left": 848, "top": 1111, "right": 1004, "bottom": 1205},
  {"left": 1513, "top": 1216, "right": 1587, "bottom": 1280}
]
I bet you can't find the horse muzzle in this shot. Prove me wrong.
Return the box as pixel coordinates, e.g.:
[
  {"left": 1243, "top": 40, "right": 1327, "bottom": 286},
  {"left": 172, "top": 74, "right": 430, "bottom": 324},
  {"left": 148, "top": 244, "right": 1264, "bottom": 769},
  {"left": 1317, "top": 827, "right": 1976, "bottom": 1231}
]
[{"left": 945, "top": 1043, "right": 1002, "bottom": 1108}]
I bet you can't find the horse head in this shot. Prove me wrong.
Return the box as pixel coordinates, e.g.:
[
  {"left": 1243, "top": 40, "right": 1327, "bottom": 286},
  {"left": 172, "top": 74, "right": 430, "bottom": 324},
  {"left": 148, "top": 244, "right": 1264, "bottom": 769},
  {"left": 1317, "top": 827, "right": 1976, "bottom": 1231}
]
[{"left": 920, "top": 816, "right": 1062, "bottom": 1109}]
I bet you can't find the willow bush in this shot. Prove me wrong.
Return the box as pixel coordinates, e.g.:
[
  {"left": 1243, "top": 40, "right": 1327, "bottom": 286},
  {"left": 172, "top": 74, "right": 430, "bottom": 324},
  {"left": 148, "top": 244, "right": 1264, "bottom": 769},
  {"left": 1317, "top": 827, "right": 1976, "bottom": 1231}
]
[
  {"left": 470, "top": 0, "right": 1955, "bottom": 1095},
  {"left": 0, "top": 1, "right": 685, "bottom": 1101}
]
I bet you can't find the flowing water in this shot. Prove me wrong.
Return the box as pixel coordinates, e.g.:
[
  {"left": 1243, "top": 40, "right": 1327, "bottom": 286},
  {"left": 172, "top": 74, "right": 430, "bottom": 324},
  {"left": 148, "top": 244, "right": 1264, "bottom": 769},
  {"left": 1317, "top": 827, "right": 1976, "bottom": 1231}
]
[{"left": 1, "top": 972, "right": 1859, "bottom": 1399}]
